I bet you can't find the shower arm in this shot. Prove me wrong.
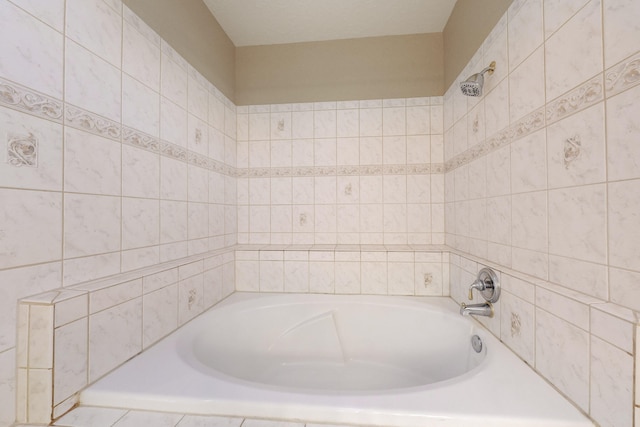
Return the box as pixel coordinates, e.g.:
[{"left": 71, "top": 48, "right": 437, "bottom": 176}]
[{"left": 480, "top": 61, "right": 496, "bottom": 76}]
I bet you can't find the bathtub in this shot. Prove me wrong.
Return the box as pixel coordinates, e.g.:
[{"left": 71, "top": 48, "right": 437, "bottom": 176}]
[{"left": 82, "top": 293, "right": 593, "bottom": 427}]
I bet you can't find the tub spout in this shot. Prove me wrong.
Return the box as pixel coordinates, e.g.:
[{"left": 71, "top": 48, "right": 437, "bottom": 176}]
[{"left": 460, "top": 302, "right": 494, "bottom": 317}]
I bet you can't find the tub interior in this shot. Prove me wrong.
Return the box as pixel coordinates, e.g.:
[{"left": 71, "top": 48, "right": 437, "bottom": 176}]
[{"left": 189, "top": 299, "right": 485, "bottom": 391}]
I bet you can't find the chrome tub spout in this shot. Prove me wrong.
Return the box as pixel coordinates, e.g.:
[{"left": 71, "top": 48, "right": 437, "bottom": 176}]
[{"left": 460, "top": 302, "right": 494, "bottom": 317}]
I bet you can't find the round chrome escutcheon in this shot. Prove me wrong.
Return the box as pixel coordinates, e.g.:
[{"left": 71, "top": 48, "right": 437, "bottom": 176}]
[{"left": 471, "top": 335, "right": 483, "bottom": 353}]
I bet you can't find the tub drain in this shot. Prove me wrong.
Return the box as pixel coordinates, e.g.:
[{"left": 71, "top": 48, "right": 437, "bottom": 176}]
[{"left": 471, "top": 335, "right": 483, "bottom": 353}]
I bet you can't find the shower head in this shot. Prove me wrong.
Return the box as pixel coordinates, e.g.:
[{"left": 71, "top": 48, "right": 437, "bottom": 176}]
[{"left": 460, "top": 61, "right": 496, "bottom": 97}]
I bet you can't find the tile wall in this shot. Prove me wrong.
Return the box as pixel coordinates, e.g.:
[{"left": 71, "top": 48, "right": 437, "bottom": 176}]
[
  {"left": 0, "top": 0, "right": 237, "bottom": 425},
  {"left": 443, "top": 0, "right": 640, "bottom": 425},
  {"left": 236, "top": 98, "right": 445, "bottom": 245}
]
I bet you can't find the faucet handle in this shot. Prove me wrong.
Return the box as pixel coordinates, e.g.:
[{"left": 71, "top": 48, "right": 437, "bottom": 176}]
[{"left": 468, "top": 268, "right": 501, "bottom": 303}]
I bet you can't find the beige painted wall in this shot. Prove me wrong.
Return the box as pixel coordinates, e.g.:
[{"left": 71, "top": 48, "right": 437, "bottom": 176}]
[
  {"left": 123, "top": 0, "right": 236, "bottom": 100},
  {"left": 235, "top": 33, "right": 443, "bottom": 105},
  {"left": 443, "top": 0, "right": 513, "bottom": 89}
]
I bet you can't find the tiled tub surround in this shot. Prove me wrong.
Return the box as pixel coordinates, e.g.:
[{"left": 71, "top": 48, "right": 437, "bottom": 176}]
[
  {"left": 443, "top": 0, "right": 640, "bottom": 425},
  {"left": 16, "top": 249, "right": 235, "bottom": 425},
  {"left": 236, "top": 97, "right": 445, "bottom": 246},
  {"left": 0, "top": 0, "right": 237, "bottom": 426}
]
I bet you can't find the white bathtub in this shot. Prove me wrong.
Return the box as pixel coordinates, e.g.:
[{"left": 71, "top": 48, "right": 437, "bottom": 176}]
[{"left": 82, "top": 293, "right": 593, "bottom": 427}]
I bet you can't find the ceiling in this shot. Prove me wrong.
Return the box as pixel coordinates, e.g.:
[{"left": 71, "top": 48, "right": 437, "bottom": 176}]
[{"left": 202, "top": 0, "right": 458, "bottom": 47}]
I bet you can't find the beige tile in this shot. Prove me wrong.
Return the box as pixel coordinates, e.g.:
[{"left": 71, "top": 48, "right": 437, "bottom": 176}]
[
  {"left": 606, "top": 85, "right": 640, "bottom": 181},
  {"left": 608, "top": 179, "right": 640, "bottom": 270}
]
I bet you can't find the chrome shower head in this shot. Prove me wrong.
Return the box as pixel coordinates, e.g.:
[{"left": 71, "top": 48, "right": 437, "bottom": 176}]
[{"left": 460, "top": 61, "right": 496, "bottom": 97}]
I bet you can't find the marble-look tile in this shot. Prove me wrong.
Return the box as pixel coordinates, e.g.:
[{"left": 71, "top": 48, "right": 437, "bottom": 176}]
[
  {"left": 609, "top": 267, "right": 640, "bottom": 312},
  {"left": 0, "top": 189, "right": 62, "bottom": 269},
  {"left": 112, "top": 410, "right": 184, "bottom": 427},
  {"left": 546, "top": 103, "right": 606, "bottom": 188},
  {"left": 548, "top": 255, "right": 607, "bottom": 299},
  {"left": 188, "top": 114, "right": 208, "bottom": 156},
  {"left": 178, "top": 275, "right": 203, "bottom": 325},
  {"left": 160, "top": 97, "right": 188, "bottom": 148},
  {"left": 314, "top": 138, "right": 337, "bottom": 166},
  {"left": 65, "top": 0, "right": 122, "bottom": 67},
  {"left": 548, "top": 184, "right": 607, "bottom": 263},
  {"left": 0, "top": 1, "right": 63, "bottom": 98},
  {"left": 509, "top": 47, "right": 545, "bottom": 122},
  {"left": 64, "top": 127, "right": 121, "bottom": 195},
  {"left": 65, "top": 39, "right": 121, "bottom": 122},
  {"left": 177, "top": 414, "right": 243, "bottom": 427},
  {"left": 359, "top": 137, "right": 382, "bottom": 165},
  {"left": 187, "top": 73, "right": 208, "bottom": 122},
  {"left": 603, "top": 0, "right": 640, "bottom": 68},
  {"left": 88, "top": 298, "right": 142, "bottom": 382},
  {"left": 360, "top": 107, "right": 382, "bottom": 137},
  {"left": 160, "top": 54, "right": 188, "bottom": 109},
  {"left": 590, "top": 336, "right": 634, "bottom": 427},
  {"left": 535, "top": 308, "right": 590, "bottom": 411},
  {"left": 388, "top": 262, "right": 414, "bottom": 295},
  {"left": 510, "top": 129, "right": 546, "bottom": 193},
  {"left": 242, "top": 420, "right": 303, "bottom": 427},
  {"left": 545, "top": 0, "right": 603, "bottom": 101},
  {"left": 8, "top": 0, "right": 65, "bottom": 32},
  {"left": 484, "top": 78, "right": 509, "bottom": 137},
  {"left": 511, "top": 247, "right": 548, "bottom": 281},
  {"left": 188, "top": 165, "right": 209, "bottom": 203},
  {"left": 64, "top": 193, "right": 120, "bottom": 258},
  {"left": 606, "top": 84, "right": 640, "bottom": 181},
  {"left": 314, "top": 109, "right": 337, "bottom": 138},
  {"left": 122, "top": 74, "right": 160, "bottom": 137},
  {"left": 591, "top": 305, "right": 635, "bottom": 354},
  {"left": 259, "top": 260, "right": 284, "bottom": 292},
  {"left": 334, "top": 262, "right": 360, "bottom": 294},
  {"left": 63, "top": 252, "right": 120, "bottom": 287},
  {"left": 122, "top": 198, "right": 160, "bottom": 250},
  {"left": 309, "top": 261, "right": 335, "bottom": 293},
  {"left": 500, "top": 291, "right": 534, "bottom": 365},
  {"left": 508, "top": 0, "right": 543, "bottom": 69},
  {"left": 0, "top": 106, "right": 63, "bottom": 191},
  {"left": 486, "top": 195, "right": 511, "bottom": 246},
  {"left": 0, "top": 348, "right": 16, "bottom": 426},
  {"left": 485, "top": 145, "right": 510, "bottom": 197},
  {"left": 54, "top": 406, "right": 127, "bottom": 427},
  {"left": 122, "top": 145, "right": 160, "bottom": 198},
  {"left": 284, "top": 260, "right": 309, "bottom": 292},
  {"left": 511, "top": 191, "right": 547, "bottom": 252},
  {"left": 543, "top": 0, "right": 590, "bottom": 38},
  {"left": 27, "top": 368, "right": 53, "bottom": 423},
  {"left": 608, "top": 179, "right": 640, "bottom": 270},
  {"left": 53, "top": 318, "right": 87, "bottom": 405},
  {"left": 54, "top": 293, "right": 88, "bottom": 328},
  {"left": 383, "top": 106, "right": 406, "bottom": 136},
  {"left": 160, "top": 156, "right": 188, "bottom": 201}
]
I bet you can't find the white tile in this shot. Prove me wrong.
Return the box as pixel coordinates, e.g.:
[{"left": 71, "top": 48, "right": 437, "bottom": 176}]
[
  {"left": 63, "top": 194, "right": 120, "bottom": 258},
  {"left": 510, "top": 129, "right": 546, "bottom": 193},
  {"left": 188, "top": 166, "right": 209, "bottom": 203},
  {"left": 603, "top": 0, "right": 640, "bottom": 68},
  {"left": 88, "top": 298, "right": 142, "bottom": 382},
  {"left": 543, "top": 0, "right": 589, "bottom": 38},
  {"left": 606, "top": 84, "right": 640, "bottom": 181},
  {"left": 484, "top": 78, "right": 510, "bottom": 137},
  {"left": 511, "top": 191, "right": 547, "bottom": 252},
  {"left": 509, "top": 47, "right": 545, "bottom": 122},
  {"left": 54, "top": 406, "right": 127, "bottom": 427},
  {"left": 160, "top": 156, "right": 188, "bottom": 201},
  {"left": 161, "top": 55, "right": 188, "bottom": 109},
  {"left": 0, "top": 107, "right": 63, "bottom": 191},
  {"left": 548, "top": 255, "right": 607, "bottom": 299},
  {"left": 0, "top": 0, "right": 63, "bottom": 98},
  {"left": 309, "top": 261, "right": 335, "bottom": 293},
  {"left": 609, "top": 267, "right": 640, "bottom": 312},
  {"left": 65, "top": 0, "right": 122, "bottom": 67},
  {"left": 0, "top": 348, "right": 16, "bottom": 426},
  {"left": 536, "top": 286, "right": 592, "bottom": 330},
  {"left": 0, "top": 189, "right": 62, "bottom": 269},
  {"left": 64, "top": 127, "right": 121, "bottom": 196},
  {"left": 590, "top": 305, "right": 635, "bottom": 354},
  {"left": 112, "top": 410, "right": 183, "bottom": 427},
  {"left": 188, "top": 114, "right": 208, "bottom": 156},
  {"left": 65, "top": 39, "right": 121, "bottom": 121},
  {"left": 86, "top": 278, "right": 142, "bottom": 314},
  {"left": 177, "top": 415, "right": 242, "bottom": 427},
  {"left": 545, "top": 0, "right": 603, "bottom": 101},
  {"left": 590, "top": 336, "right": 634, "bottom": 427},
  {"left": 508, "top": 0, "right": 543, "bottom": 69},
  {"left": 160, "top": 97, "right": 188, "bottom": 148},
  {"left": 179, "top": 275, "right": 203, "bottom": 324},
  {"left": 53, "top": 318, "right": 87, "bottom": 405},
  {"left": 9, "top": 0, "right": 65, "bottom": 32},
  {"left": 122, "top": 74, "right": 160, "bottom": 137},
  {"left": 608, "top": 179, "right": 640, "bottom": 270},
  {"left": 27, "top": 368, "right": 53, "bottom": 423},
  {"left": 122, "top": 145, "right": 160, "bottom": 199},
  {"left": 535, "top": 308, "right": 589, "bottom": 411},
  {"left": 546, "top": 103, "right": 606, "bottom": 188},
  {"left": 160, "top": 200, "right": 188, "bottom": 244},
  {"left": 63, "top": 253, "right": 120, "bottom": 287}
]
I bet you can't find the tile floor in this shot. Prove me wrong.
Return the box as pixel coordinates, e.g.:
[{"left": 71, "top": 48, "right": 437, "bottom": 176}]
[{"left": 18, "top": 406, "right": 360, "bottom": 427}]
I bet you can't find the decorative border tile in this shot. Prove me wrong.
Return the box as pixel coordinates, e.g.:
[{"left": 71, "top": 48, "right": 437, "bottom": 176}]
[
  {"left": 65, "top": 105, "right": 121, "bottom": 141},
  {"left": 605, "top": 51, "right": 640, "bottom": 98},
  {"left": 0, "top": 78, "right": 63, "bottom": 123},
  {"left": 238, "top": 163, "right": 439, "bottom": 178},
  {"left": 122, "top": 126, "right": 159, "bottom": 152},
  {"left": 159, "top": 140, "right": 187, "bottom": 162},
  {"left": 546, "top": 75, "right": 604, "bottom": 125}
]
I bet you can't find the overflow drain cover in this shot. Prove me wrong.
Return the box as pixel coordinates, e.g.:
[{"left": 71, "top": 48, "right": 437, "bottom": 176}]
[{"left": 471, "top": 335, "right": 483, "bottom": 353}]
